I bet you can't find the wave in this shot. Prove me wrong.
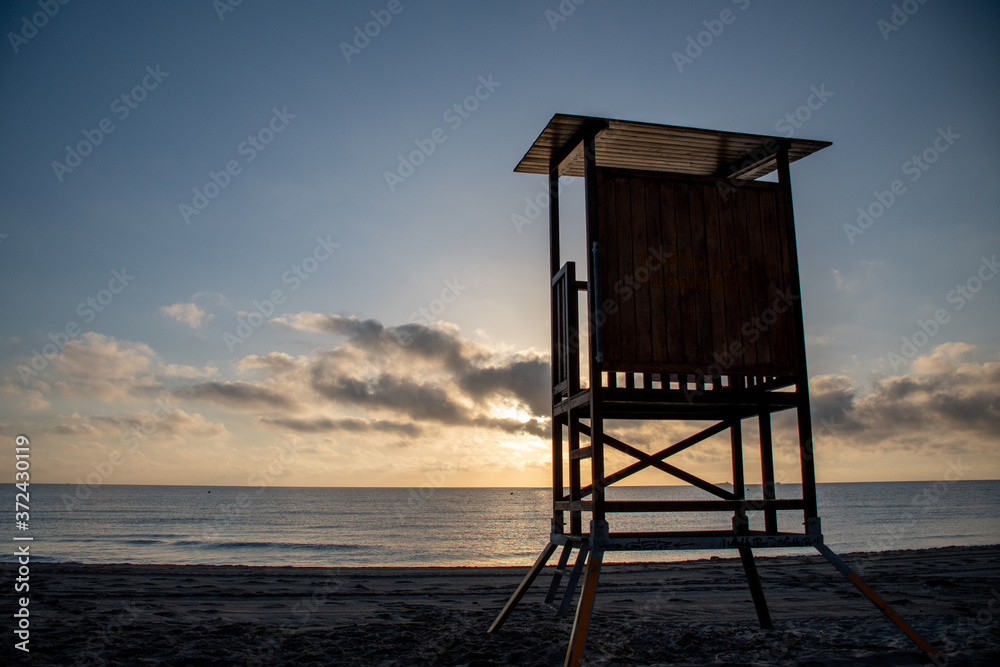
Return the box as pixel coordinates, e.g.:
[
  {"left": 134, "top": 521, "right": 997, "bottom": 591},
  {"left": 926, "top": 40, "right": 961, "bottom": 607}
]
[{"left": 173, "top": 540, "right": 370, "bottom": 551}]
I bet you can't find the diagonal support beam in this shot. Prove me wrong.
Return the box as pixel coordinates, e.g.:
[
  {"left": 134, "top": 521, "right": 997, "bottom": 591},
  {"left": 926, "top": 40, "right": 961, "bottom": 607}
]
[
  {"left": 738, "top": 546, "right": 772, "bottom": 628},
  {"left": 489, "top": 542, "right": 557, "bottom": 634},
  {"left": 571, "top": 420, "right": 731, "bottom": 499},
  {"left": 564, "top": 549, "right": 603, "bottom": 667},
  {"left": 815, "top": 544, "right": 940, "bottom": 661},
  {"left": 576, "top": 424, "right": 735, "bottom": 499}
]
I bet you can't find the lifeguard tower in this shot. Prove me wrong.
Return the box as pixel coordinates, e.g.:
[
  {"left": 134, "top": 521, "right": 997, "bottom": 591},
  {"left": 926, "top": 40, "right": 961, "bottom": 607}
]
[{"left": 488, "top": 114, "right": 938, "bottom": 666}]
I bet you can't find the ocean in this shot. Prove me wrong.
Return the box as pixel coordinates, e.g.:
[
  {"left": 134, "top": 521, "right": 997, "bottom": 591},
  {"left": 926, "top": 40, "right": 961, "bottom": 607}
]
[{"left": 6, "top": 481, "right": 998, "bottom": 567}]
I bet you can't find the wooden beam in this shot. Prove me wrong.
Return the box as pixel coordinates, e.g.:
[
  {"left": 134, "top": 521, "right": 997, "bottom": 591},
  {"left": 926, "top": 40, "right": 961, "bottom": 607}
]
[
  {"left": 815, "top": 544, "right": 940, "bottom": 661},
  {"left": 575, "top": 423, "right": 735, "bottom": 499},
  {"left": 759, "top": 412, "right": 778, "bottom": 534},
  {"left": 777, "top": 142, "right": 819, "bottom": 521},
  {"left": 564, "top": 549, "right": 603, "bottom": 667},
  {"left": 553, "top": 499, "right": 804, "bottom": 513},
  {"left": 738, "top": 547, "right": 773, "bottom": 629},
  {"left": 597, "top": 420, "right": 731, "bottom": 490},
  {"left": 603, "top": 499, "right": 804, "bottom": 513},
  {"left": 488, "top": 542, "right": 557, "bottom": 634}
]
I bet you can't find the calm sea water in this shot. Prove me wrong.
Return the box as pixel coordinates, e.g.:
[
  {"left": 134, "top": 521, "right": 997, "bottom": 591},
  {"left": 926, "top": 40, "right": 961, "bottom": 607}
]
[{"left": 4, "top": 482, "right": 998, "bottom": 566}]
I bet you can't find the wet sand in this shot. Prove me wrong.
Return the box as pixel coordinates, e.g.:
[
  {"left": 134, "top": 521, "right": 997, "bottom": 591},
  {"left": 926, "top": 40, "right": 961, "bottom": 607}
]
[{"left": 3, "top": 544, "right": 998, "bottom": 665}]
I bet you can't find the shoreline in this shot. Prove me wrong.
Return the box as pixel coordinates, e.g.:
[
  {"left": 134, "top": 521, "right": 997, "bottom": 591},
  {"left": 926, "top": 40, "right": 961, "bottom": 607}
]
[
  {"left": 4, "top": 544, "right": 998, "bottom": 665},
  {"left": 13, "top": 541, "right": 1000, "bottom": 567}
]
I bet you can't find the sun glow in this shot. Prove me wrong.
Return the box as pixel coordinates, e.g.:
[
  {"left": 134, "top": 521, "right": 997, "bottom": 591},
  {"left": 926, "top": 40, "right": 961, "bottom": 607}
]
[{"left": 486, "top": 398, "right": 534, "bottom": 424}]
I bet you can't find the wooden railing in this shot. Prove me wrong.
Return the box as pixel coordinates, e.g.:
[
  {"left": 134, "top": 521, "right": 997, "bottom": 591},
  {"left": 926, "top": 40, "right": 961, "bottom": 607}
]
[{"left": 551, "top": 262, "right": 583, "bottom": 399}]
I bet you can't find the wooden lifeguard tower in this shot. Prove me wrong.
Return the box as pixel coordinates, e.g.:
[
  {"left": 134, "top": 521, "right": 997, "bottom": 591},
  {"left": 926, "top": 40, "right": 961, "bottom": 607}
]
[{"left": 489, "top": 114, "right": 939, "bottom": 666}]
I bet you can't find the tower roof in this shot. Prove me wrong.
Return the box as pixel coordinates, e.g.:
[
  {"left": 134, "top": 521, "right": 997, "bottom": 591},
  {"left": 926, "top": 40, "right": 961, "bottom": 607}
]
[{"left": 514, "top": 113, "right": 831, "bottom": 179}]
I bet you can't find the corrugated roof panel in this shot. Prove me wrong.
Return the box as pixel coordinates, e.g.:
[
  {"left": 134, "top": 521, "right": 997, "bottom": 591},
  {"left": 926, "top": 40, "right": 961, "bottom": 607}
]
[{"left": 514, "top": 114, "right": 830, "bottom": 179}]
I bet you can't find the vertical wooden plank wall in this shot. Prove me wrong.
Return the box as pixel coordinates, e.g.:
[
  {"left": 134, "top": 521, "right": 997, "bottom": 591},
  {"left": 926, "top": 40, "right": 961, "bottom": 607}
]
[{"left": 596, "top": 168, "right": 800, "bottom": 377}]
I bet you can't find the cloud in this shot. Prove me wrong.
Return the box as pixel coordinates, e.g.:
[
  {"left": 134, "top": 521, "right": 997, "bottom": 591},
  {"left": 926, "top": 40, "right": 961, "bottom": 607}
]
[
  {"left": 45, "top": 333, "right": 160, "bottom": 400},
  {"left": 276, "top": 313, "right": 477, "bottom": 372},
  {"left": 810, "top": 343, "right": 1000, "bottom": 451},
  {"left": 0, "top": 380, "right": 50, "bottom": 411},
  {"left": 831, "top": 268, "right": 861, "bottom": 293},
  {"left": 238, "top": 352, "right": 301, "bottom": 375},
  {"left": 160, "top": 363, "right": 218, "bottom": 379},
  {"left": 173, "top": 381, "right": 297, "bottom": 411},
  {"left": 471, "top": 416, "right": 549, "bottom": 439},
  {"left": 160, "top": 302, "right": 212, "bottom": 328},
  {"left": 109, "top": 409, "right": 229, "bottom": 442},
  {"left": 259, "top": 416, "right": 421, "bottom": 437},
  {"left": 216, "top": 314, "right": 552, "bottom": 438},
  {"left": 44, "top": 413, "right": 120, "bottom": 437},
  {"left": 43, "top": 408, "right": 228, "bottom": 443},
  {"left": 458, "top": 357, "right": 550, "bottom": 417},
  {"left": 314, "top": 373, "right": 450, "bottom": 420}
]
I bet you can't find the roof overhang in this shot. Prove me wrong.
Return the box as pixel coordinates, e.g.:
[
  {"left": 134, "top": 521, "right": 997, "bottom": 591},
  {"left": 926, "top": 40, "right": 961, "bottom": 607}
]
[{"left": 514, "top": 113, "right": 831, "bottom": 180}]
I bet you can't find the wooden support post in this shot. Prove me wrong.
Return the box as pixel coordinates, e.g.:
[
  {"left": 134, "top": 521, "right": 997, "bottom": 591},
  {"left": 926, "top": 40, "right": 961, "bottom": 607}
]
[
  {"left": 553, "top": 416, "right": 564, "bottom": 534},
  {"left": 549, "top": 166, "right": 560, "bottom": 278},
  {"left": 564, "top": 548, "right": 603, "bottom": 667},
  {"left": 815, "top": 544, "right": 940, "bottom": 661},
  {"left": 559, "top": 542, "right": 590, "bottom": 616},
  {"left": 569, "top": 412, "right": 582, "bottom": 536},
  {"left": 776, "top": 143, "right": 819, "bottom": 523},
  {"left": 738, "top": 546, "right": 773, "bottom": 629},
  {"left": 583, "top": 133, "right": 606, "bottom": 525},
  {"left": 759, "top": 412, "right": 778, "bottom": 534},
  {"left": 731, "top": 418, "right": 746, "bottom": 531},
  {"left": 488, "top": 542, "right": 557, "bottom": 634},
  {"left": 550, "top": 162, "right": 565, "bottom": 536},
  {"left": 545, "top": 543, "right": 575, "bottom": 604}
]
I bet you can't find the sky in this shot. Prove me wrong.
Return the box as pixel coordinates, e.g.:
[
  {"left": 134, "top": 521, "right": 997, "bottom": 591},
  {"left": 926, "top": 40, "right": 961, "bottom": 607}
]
[{"left": 1, "top": 0, "right": 998, "bottom": 488}]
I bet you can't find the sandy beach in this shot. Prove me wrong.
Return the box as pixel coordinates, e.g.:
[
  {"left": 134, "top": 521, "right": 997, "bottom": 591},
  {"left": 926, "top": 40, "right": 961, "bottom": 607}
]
[{"left": 4, "top": 544, "right": 998, "bottom": 666}]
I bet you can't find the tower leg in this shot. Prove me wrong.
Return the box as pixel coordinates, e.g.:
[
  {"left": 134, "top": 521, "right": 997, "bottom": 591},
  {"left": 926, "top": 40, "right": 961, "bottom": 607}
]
[
  {"left": 488, "top": 542, "right": 557, "bottom": 634},
  {"left": 815, "top": 544, "right": 940, "bottom": 661},
  {"left": 564, "top": 549, "right": 603, "bottom": 667},
  {"left": 738, "top": 546, "right": 773, "bottom": 629},
  {"left": 559, "top": 542, "right": 590, "bottom": 615},
  {"left": 545, "top": 543, "right": 575, "bottom": 604}
]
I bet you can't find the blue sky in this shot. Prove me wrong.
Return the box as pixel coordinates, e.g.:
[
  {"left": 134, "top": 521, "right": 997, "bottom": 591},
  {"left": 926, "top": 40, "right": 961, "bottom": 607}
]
[{"left": 1, "top": 0, "right": 998, "bottom": 487}]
